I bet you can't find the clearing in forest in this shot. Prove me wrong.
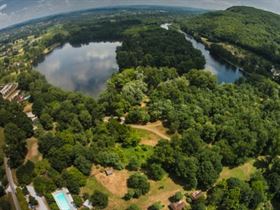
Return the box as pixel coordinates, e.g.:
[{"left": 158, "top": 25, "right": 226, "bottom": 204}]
[
  {"left": 90, "top": 167, "right": 130, "bottom": 196},
  {"left": 132, "top": 128, "right": 162, "bottom": 146},
  {"left": 129, "top": 121, "right": 170, "bottom": 141},
  {"left": 218, "top": 159, "right": 256, "bottom": 182},
  {"left": 84, "top": 168, "right": 185, "bottom": 210},
  {"left": 25, "top": 137, "right": 42, "bottom": 162}
]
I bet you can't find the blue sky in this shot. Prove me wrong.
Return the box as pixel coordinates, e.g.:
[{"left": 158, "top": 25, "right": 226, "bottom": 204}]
[{"left": 0, "top": 0, "right": 280, "bottom": 29}]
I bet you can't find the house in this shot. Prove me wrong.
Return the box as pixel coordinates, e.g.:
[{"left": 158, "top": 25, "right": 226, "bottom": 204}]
[
  {"left": 83, "top": 200, "right": 93, "bottom": 209},
  {"left": 0, "top": 83, "right": 19, "bottom": 101},
  {"left": 105, "top": 168, "right": 113, "bottom": 176},
  {"left": 26, "top": 112, "right": 38, "bottom": 122},
  {"left": 169, "top": 200, "right": 186, "bottom": 210},
  {"left": 190, "top": 190, "right": 203, "bottom": 200}
]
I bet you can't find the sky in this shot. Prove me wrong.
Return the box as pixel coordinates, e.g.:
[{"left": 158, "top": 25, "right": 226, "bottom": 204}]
[{"left": 0, "top": 0, "right": 280, "bottom": 29}]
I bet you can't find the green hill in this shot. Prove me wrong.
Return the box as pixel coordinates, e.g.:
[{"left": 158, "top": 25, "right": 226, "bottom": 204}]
[{"left": 182, "top": 6, "right": 280, "bottom": 78}]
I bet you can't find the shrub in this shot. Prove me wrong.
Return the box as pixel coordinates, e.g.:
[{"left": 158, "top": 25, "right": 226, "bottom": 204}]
[
  {"left": 127, "top": 173, "right": 150, "bottom": 196},
  {"left": 90, "top": 190, "right": 108, "bottom": 209},
  {"left": 147, "top": 163, "right": 165, "bottom": 180}
]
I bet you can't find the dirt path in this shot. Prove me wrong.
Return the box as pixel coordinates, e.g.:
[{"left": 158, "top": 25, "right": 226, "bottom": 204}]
[
  {"left": 129, "top": 121, "right": 170, "bottom": 141},
  {"left": 25, "top": 137, "right": 42, "bottom": 162}
]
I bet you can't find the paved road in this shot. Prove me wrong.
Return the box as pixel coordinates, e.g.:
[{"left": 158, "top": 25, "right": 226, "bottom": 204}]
[
  {"left": 27, "top": 185, "right": 49, "bottom": 210},
  {"left": 4, "top": 157, "right": 21, "bottom": 210}
]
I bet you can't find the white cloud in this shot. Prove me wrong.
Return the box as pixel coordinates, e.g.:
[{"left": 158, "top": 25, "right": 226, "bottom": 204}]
[
  {"left": 0, "top": 0, "right": 280, "bottom": 29},
  {"left": 0, "top": 3, "right": 7, "bottom": 11}
]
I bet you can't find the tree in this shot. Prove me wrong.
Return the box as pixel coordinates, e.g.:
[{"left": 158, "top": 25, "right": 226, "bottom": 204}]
[
  {"left": 126, "top": 107, "right": 150, "bottom": 124},
  {"left": 74, "top": 155, "right": 92, "bottom": 176},
  {"left": 170, "top": 192, "right": 183, "bottom": 202},
  {"left": 79, "top": 110, "right": 92, "bottom": 129},
  {"left": 62, "top": 167, "right": 86, "bottom": 194},
  {"left": 174, "top": 155, "right": 198, "bottom": 189},
  {"left": 16, "top": 161, "right": 35, "bottom": 185},
  {"left": 4, "top": 123, "right": 27, "bottom": 168},
  {"left": 127, "top": 158, "right": 141, "bottom": 171},
  {"left": 127, "top": 173, "right": 150, "bottom": 197},
  {"left": 148, "top": 201, "right": 164, "bottom": 210},
  {"left": 126, "top": 204, "right": 140, "bottom": 210},
  {"left": 147, "top": 163, "right": 165, "bottom": 180},
  {"left": 90, "top": 190, "right": 108, "bottom": 209},
  {"left": 29, "top": 196, "right": 38, "bottom": 207},
  {"left": 40, "top": 113, "right": 53, "bottom": 130},
  {"left": 33, "top": 176, "right": 56, "bottom": 195}
]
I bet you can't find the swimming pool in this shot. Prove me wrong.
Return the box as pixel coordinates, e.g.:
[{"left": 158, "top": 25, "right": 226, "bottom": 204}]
[{"left": 53, "top": 191, "right": 74, "bottom": 210}]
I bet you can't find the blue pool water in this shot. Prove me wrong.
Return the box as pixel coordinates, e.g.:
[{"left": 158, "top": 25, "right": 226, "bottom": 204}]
[{"left": 53, "top": 192, "right": 72, "bottom": 210}]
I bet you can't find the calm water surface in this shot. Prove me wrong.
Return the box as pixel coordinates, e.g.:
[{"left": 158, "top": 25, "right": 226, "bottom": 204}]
[
  {"left": 161, "top": 23, "right": 243, "bottom": 83},
  {"left": 37, "top": 42, "right": 121, "bottom": 97}
]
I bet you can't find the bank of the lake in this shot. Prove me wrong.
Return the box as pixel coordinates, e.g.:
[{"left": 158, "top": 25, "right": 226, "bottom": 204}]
[{"left": 161, "top": 23, "right": 243, "bottom": 83}]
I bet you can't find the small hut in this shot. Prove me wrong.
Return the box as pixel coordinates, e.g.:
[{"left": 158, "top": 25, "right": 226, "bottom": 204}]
[
  {"left": 105, "top": 168, "right": 113, "bottom": 176},
  {"left": 169, "top": 201, "right": 186, "bottom": 210}
]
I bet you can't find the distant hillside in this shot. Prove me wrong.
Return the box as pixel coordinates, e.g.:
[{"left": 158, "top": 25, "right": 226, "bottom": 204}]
[{"left": 182, "top": 6, "right": 280, "bottom": 65}]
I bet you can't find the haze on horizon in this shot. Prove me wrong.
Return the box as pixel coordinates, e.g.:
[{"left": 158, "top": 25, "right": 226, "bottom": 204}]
[{"left": 0, "top": 0, "right": 279, "bottom": 29}]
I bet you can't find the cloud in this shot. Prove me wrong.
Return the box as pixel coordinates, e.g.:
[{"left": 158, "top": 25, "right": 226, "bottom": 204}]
[
  {"left": 0, "top": 0, "right": 280, "bottom": 29},
  {"left": 0, "top": 3, "right": 6, "bottom": 11}
]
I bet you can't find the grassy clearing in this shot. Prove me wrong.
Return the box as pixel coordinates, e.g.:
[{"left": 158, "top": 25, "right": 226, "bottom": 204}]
[
  {"left": 132, "top": 128, "right": 161, "bottom": 146},
  {"left": 82, "top": 172, "right": 185, "bottom": 210},
  {"left": 114, "top": 144, "right": 153, "bottom": 166},
  {"left": 130, "top": 176, "right": 185, "bottom": 210},
  {"left": 218, "top": 159, "right": 256, "bottom": 182},
  {"left": 25, "top": 137, "right": 42, "bottom": 163},
  {"left": 0, "top": 127, "right": 4, "bottom": 158}
]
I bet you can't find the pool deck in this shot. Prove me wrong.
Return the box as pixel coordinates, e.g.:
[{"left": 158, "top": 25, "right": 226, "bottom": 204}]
[{"left": 52, "top": 188, "right": 77, "bottom": 210}]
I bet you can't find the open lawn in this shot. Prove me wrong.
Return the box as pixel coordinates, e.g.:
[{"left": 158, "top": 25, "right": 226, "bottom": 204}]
[
  {"left": 132, "top": 128, "right": 162, "bottom": 146},
  {"left": 129, "top": 121, "right": 171, "bottom": 141},
  {"left": 0, "top": 127, "right": 4, "bottom": 158},
  {"left": 218, "top": 159, "right": 256, "bottom": 182},
  {"left": 91, "top": 167, "right": 131, "bottom": 196},
  {"left": 113, "top": 144, "right": 153, "bottom": 166}
]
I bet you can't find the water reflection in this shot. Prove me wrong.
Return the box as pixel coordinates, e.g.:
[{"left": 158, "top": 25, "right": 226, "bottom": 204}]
[{"left": 37, "top": 42, "right": 121, "bottom": 97}]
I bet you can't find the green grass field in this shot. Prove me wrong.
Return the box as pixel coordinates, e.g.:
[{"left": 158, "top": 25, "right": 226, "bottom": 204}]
[
  {"left": 113, "top": 144, "right": 154, "bottom": 166},
  {"left": 218, "top": 159, "right": 257, "bottom": 182}
]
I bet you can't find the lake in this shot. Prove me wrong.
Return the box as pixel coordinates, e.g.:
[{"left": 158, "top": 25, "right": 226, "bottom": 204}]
[
  {"left": 36, "top": 42, "right": 121, "bottom": 97},
  {"left": 161, "top": 23, "right": 243, "bottom": 83}
]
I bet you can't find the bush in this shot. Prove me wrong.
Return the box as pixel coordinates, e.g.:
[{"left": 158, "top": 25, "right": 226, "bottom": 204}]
[
  {"left": 126, "top": 107, "right": 150, "bottom": 124},
  {"left": 16, "top": 160, "right": 35, "bottom": 185},
  {"left": 147, "top": 163, "right": 165, "bottom": 180},
  {"left": 73, "top": 195, "right": 83, "bottom": 207},
  {"left": 148, "top": 201, "right": 164, "bottom": 210},
  {"left": 127, "top": 173, "right": 150, "bottom": 196},
  {"left": 127, "top": 158, "right": 141, "bottom": 171},
  {"left": 126, "top": 204, "right": 141, "bottom": 210},
  {"left": 29, "top": 196, "right": 38, "bottom": 206},
  {"left": 90, "top": 190, "right": 108, "bottom": 209},
  {"left": 170, "top": 191, "right": 183, "bottom": 202},
  {"left": 123, "top": 189, "right": 135, "bottom": 200}
]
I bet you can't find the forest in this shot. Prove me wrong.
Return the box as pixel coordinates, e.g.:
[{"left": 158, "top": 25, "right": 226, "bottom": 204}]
[
  {"left": 181, "top": 6, "right": 280, "bottom": 80},
  {"left": 116, "top": 28, "right": 205, "bottom": 74},
  {"left": 0, "top": 6, "right": 280, "bottom": 210}
]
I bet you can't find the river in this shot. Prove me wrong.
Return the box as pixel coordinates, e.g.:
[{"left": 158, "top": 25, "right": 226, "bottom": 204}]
[{"left": 161, "top": 23, "right": 243, "bottom": 83}]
